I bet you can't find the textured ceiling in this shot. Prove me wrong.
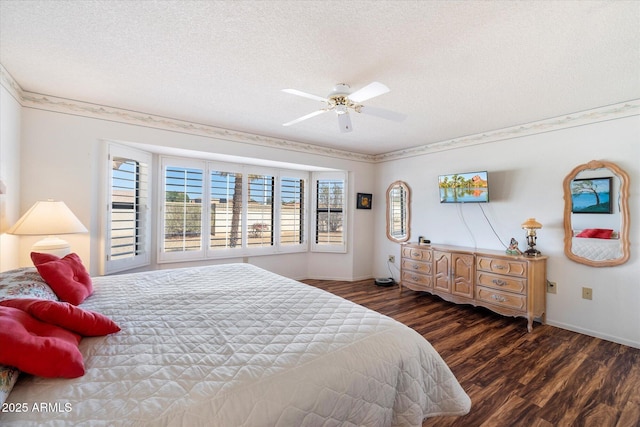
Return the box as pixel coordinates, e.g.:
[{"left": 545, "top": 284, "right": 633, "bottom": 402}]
[{"left": 1, "top": 0, "right": 639, "bottom": 155}]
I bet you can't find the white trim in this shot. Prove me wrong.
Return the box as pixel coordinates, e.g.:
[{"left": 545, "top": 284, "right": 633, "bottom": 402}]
[
  {"left": 374, "top": 101, "right": 640, "bottom": 162},
  {"left": 156, "top": 156, "right": 314, "bottom": 262},
  {"left": 311, "top": 171, "right": 348, "bottom": 254},
  {"left": 1, "top": 65, "right": 637, "bottom": 164},
  {"left": 102, "top": 141, "right": 152, "bottom": 275},
  {"left": 157, "top": 156, "right": 207, "bottom": 263},
  {"left": 276, "top": 171, "right": 309, "bottom": 254},
  {"left": 545, "top": 320, "right": 640, "bottom": 350}
]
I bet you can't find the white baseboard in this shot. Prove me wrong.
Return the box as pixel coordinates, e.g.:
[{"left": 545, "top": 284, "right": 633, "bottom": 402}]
[
  {"left": 299, "top": 275, "right": 374, "bottom": 282},
  {"left": 545, "top": 320, "right": 640, "bottom": 349}
]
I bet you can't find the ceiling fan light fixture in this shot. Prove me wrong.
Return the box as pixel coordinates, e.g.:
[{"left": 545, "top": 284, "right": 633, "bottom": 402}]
[
  {"left": 330, "top": 83, "right": 350, "bottom": 96},
  {"left": 282, "top": 81, "right": 405, "bottom": 130}
]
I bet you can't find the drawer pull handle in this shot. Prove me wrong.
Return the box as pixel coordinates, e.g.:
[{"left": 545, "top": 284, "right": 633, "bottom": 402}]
[
  {"left": 412, "top": 276, "right": 419, "bottom": 281},
  {"left": 413, "top": 264, "right": 420, "bottom": 269},
  {"left": 412, "top": 252, "right": 420, "bottom": 257},
  {"left": 492, "top": 279, "right": 507, "bottom": 286},
  {"left": 491, "top": 294, "right": 507, "bottom": 303},
  {"left": 494, "top": 264, "right": 506, "bottom": 270}
]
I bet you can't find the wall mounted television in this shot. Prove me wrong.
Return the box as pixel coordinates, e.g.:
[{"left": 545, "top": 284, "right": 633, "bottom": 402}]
[{"left": 438, "top": 171, "right": 489, "bottom": 203}]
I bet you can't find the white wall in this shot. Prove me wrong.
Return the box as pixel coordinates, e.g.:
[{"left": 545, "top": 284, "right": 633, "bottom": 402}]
[
  {"left": 373, "top": 115, "right": 640, "bottom": 348},
  {"left": 0, "top": 85, "right": 21, "bottom": 270},
  {"left": 13, "top": 107, "right": 375, "bottom": 281}
]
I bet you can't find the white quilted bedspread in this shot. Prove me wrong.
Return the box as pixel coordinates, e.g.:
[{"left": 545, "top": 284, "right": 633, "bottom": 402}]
[
  {"left": 2, "top": 263, "right": 470, "bottom": 426},
  {"left": 571, "top": 237, "right": 621, "bottom": 261}
]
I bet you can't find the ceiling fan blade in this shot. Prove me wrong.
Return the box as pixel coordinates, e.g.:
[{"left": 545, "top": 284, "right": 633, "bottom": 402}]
[
  {"left": 282, "top": 89, "right": 328, "bottom": 103},
  {"left": 359, "top": 105, "right": 407, "bottom": 122},
  {"left": 338, "top": 113, "right": 353, "bottom": 133},
  {"left": 283, "top": 109, "right": 328, "bottom": 127},
  {"left": 348, "top": 82, "right": 390, "bottom": 103}
]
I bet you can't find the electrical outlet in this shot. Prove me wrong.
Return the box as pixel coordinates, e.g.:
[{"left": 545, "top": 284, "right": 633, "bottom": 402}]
[
  {"left": 582, "top": 287, "right": 593, "bottom": 300},
  {"left": 388, "top": 255, "right": 395, "bottom": 263},
  {"left": 547, "top": 280, "right": 557, "bottom": 294}
]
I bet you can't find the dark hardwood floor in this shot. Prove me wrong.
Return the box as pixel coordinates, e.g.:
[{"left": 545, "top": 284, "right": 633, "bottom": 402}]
[{"left": 301, "top": 278, "right": 640, "bottom": 427}]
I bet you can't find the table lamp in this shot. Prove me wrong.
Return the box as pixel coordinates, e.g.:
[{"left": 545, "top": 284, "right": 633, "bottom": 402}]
[
  {"left": 521, "top": 217, "right": 542, "bottom": 257},
  {"left": 7, "top": 199, "right": 88, "bottom": 257}
]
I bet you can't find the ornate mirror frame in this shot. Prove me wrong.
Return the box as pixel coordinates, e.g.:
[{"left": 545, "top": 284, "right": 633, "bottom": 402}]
[
  {"left": 563, "top": 160, "right": 630, "bottom": 267},
  {"left": 386, "top": 180, "right": 411, "bottom": 243}
]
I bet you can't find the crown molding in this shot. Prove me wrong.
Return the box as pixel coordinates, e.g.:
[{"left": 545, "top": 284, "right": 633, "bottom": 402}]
[
  {"left": 0, "top": 65, "right": 375, "bottom": 163},
  {"left": 2, "top": 64, "right": 637, "bottom": 164},
  {"left": 373, "top": 100, "right": 640, "bottom": 162},
  {"left": 0, "top": 64, "right": 24, "bottom": 104}
]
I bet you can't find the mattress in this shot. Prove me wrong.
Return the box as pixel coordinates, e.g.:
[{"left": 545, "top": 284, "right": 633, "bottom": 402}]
[
  {"left": 571, "top": 237, "right": 621, "bottom": 261},
  {"left": 2, "top": 263, "right": 470, "bottom": 426}
]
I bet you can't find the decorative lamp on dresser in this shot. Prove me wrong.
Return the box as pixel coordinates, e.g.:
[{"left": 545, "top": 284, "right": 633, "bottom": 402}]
[{"left": 400, "top": 243, "right": 547, "bottom": 332}]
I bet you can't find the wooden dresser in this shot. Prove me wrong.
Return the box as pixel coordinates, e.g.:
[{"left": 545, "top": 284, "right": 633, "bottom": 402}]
[{"left": 400, "top": 243, "right": 547, "bottom": 332}]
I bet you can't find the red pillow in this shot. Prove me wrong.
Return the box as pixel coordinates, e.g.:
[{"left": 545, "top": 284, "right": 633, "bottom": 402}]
[
  {"left": 0, "top": 306, "right": 84, "bottom": 378},
  {"left": 576, "top": 228, "right": 613, "bottom": 239},
  {"left": 31, "top": 253, "right": 93, "bottom": 305},
  {"left": 0, "top": 299, "right": 120, "bottom": 336}
]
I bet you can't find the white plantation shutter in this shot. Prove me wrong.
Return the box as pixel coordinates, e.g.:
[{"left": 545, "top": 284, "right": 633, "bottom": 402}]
[
  {"left": 280, "top": 177, "right": 305, "bottom": 246},
  {"left": 209, "top": 169, "right": 243, "bottom": 250},
  {"left": 312, "top": 172, "right": 347, "bottom": 253},
  {"left": 103, "top": 143, "right": 151, "bottom": 274},
  {"left": 247, "top": 175, "right": 274, "bottom": 247},
  {"left": 103, "top": 145, "right": 338, "bottom": 265},
  {"left": 159, "top": 158, "right": 206, "bottom": 262}
]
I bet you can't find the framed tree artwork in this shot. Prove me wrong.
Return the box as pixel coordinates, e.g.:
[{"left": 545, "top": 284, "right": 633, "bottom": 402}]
[{"left": 570, "top": 177, "right": 612, "bottom": 214}]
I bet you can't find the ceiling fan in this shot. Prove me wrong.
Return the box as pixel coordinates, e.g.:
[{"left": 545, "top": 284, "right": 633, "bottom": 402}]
[{"left": 282, "top": 82, "right": 407, "bottom": 133}]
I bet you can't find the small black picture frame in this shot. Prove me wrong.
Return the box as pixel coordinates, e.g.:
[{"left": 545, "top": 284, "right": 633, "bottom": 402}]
[{"left": 357, "top": 193, "right": 372, "bottom": 209}]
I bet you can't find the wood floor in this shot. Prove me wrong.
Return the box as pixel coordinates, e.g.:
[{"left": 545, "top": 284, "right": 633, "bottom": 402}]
[{"left": 301, "top": 278, "right": 640, "bottom": 427}]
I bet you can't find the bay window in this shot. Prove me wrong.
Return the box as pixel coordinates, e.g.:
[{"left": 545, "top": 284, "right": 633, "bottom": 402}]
[{"left": 104, "top": 142, "right": 345, "bottom": 272}]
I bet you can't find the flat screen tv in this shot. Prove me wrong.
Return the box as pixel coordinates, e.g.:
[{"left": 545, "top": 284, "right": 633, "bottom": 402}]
[{"left": 439, "top": 171, "right": 489, "bottom": 203}]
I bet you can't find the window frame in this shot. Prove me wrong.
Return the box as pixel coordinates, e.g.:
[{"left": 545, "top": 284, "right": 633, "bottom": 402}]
[
  {"left": 101, "top": 142, "right": 152, "bottom": 275},
  {"left": 276, "top": 170, "right": 308, "bottom": 253},
  {"left": 208, "top": 162, "right": 246, "bottom": 256},
  {"left": 158, "top": 158, "right": 311, "bottom": 263},
  {"left": 311, "top": 171, "right": 348, "bottom": 253},
  {"left": 158, "top": 156, "right": 207, "bottom": 263},
  {"left": 102, "top": 144, "right": 341, "bottom": 272}
]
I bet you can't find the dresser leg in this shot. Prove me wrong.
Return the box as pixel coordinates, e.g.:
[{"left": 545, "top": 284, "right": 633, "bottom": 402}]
[{"left": 527, "top": 316, "right": 533, "bottom": 333}]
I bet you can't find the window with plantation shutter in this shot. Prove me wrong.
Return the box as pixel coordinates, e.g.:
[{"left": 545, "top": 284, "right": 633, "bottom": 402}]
[
  {"left": 103, "top": 143, "right": 151, "bottom": 274},
  {"left": 210, "top": 170, "right": 243, "bottom": 249},
  {"left": 161, "top": 160, "right": 205, "bottom": 260},
  {"left": 103, "top": 147, "right": 344, "bottom": 265},
  {"left": 247, "top": 175, "right": 274, "bottom": 247},
  {"left": 280, "top": 177, "right": 304, "bottom": 246},
  {"left": 312, "top": 172, "right": 347, "bottom": 253}
]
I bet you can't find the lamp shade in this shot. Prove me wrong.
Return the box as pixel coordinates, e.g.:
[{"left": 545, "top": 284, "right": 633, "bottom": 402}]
[
  {"left": 521, "top": 218, "right": 542, "bottom": 230},
  {"left": 7, "top": 200, "right": 88, "bottom": 235}
]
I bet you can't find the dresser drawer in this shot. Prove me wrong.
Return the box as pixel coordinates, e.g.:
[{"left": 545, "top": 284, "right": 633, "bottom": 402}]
[
  {"left": 402, "top": 246, "right": 432, "bottom": 262},
  {"left": 476, "top": 286, "right": 526, "bottom": 312},
  {"left": 476, "top": 256, "right": 527, "bottom": 277},
  {"left": 477, "top": 272, "right": 527, "bottom": 294},
  {"left": 401, "top": 271, "right": 433, "bottom": 290},
  {"left": 401, "top": 258, "right": 433, "bottom": 275}
]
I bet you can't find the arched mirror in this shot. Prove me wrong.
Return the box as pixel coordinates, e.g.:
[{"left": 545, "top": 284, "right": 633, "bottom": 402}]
[
  {"left": 386, "top": 181, "right": 411, "bottom": 243},
  {"left": 563, "top": 160, "right": 630, "bottom": 267}
]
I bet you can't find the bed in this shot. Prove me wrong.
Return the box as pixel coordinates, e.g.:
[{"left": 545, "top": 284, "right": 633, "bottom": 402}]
[
  {"left": 571, "top": 229, "right": 621, "bottom": 261},
  {"left": 1, "top": 262, "right": 470, "bottom": 426}
]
